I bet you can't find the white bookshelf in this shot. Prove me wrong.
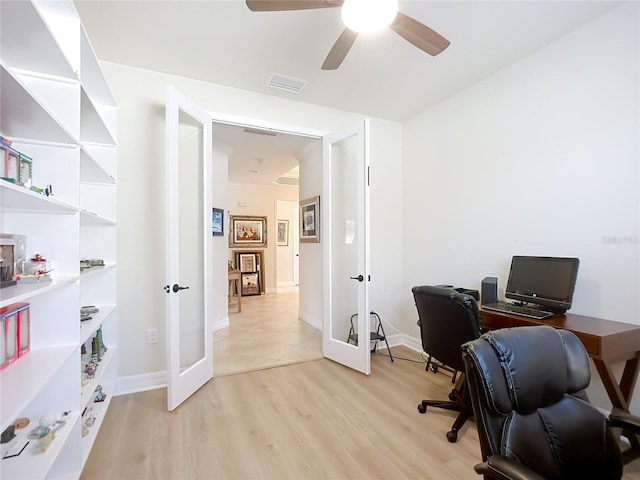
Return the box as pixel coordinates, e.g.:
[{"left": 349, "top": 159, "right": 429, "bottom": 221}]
[{"left": 0, "top": 1, "right": 117, "bottom": 477}]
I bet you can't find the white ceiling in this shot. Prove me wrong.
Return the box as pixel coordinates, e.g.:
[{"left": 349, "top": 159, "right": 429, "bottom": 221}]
[{"left": 74, "top": 0, "right": 622, "bottom": 184}]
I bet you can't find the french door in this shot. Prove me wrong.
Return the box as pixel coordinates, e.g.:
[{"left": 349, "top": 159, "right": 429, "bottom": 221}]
[
  {"left": 165, "top": 86, "right": 213, "bottom": 410},
  {"left": 322, "top": 120, "right": 371, "bottom": 374}
]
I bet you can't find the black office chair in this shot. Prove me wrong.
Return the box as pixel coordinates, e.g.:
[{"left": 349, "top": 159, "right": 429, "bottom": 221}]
[
  {"left": 461, "top": 325, "right": 640, "bottom": 480},
  {"left": 412, "top": 285, "right": 481, "bottom": 442}
]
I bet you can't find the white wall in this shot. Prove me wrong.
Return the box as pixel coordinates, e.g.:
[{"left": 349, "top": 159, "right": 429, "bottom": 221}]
[
  {"left": 401, "top": 3, "right": 639, "bottom": 412},
  {"left": 102, "top": 61, "right": 403, "bottom": 384}
]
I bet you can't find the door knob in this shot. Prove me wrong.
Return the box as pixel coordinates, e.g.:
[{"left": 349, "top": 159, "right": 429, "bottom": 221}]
[
  {"left": 172, "top": 284, "right": 190, "bottom": 293},
  {"left": 350, "top": 275, "right": 364, "bottom": 282}
]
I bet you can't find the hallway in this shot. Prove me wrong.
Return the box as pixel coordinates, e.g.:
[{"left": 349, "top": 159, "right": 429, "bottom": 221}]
[{"left": 213, "top": 287, "right": 322, "bottom": 376}]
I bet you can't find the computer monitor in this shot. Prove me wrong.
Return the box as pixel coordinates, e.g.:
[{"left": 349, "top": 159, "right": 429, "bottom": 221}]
[{"left": 505, "top": 256, "right": 580, "bottom": 313}]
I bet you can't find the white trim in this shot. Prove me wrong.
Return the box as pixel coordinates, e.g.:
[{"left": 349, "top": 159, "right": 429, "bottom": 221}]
[
  {"left": 114, "top": 335, "right": 423, "bottom": 395},
  {"left": 299, "top": 309, "right": 322, "bottom": 330},
  {"left": 213, "top": 318, "right": 230, "bottom": 332},
  {"left": 208, "top": 111, "right": 326, "bottom": 139},
  {"left": 115, "top": 371, "right": 167, "bottom": 396}
]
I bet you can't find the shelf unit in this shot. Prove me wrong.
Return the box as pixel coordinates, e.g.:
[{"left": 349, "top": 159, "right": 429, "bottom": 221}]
[{"left": 0, "top": 1, "right": 117, "bottom": 478}]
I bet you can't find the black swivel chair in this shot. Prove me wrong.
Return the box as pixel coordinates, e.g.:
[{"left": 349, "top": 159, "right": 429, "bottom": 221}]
[
  {"left": 412, "top": 285, "right": 481, "bottom": 442},
  {"left": 462, "top": 325, "right": 640, "bottom": 480}
]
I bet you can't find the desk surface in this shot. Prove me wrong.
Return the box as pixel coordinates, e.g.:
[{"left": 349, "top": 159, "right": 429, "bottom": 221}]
[{"left": 478, "top": 305, "right": 640, "bottom": 363}]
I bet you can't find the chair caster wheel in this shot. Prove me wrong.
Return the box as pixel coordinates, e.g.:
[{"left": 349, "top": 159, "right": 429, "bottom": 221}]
[
  {"left": 448, "top": 392, "right": 457, "bottom": 401},
  {"left": 430, "top": 364, "right": 438, "bottom": 373},
  {"left": 446, "top": 430, "right": 458, "bottom": 443},
  {"left": 418, "top": 403, "right": 427, "bottom": 414}
]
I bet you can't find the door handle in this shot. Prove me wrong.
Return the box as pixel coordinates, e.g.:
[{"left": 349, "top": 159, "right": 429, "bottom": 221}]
[
  {"left": 172, "top": 284, "right": 190, "bottom": 293},
  {"left": 350, "top": 275, "right": 364, "bottom": 282}
]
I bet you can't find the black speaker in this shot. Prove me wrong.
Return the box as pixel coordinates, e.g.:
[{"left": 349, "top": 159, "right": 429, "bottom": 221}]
[{"left": 481, "top": 277, "right": 498, "bottom": 304}]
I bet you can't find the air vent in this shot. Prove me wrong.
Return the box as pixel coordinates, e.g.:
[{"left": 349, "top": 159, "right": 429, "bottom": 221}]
[
  {"left": 267, "top": 73, "right": 308, "bottom": 93},
  {"left": 242, "top": 127, "right": 279, "bottom": 137}
]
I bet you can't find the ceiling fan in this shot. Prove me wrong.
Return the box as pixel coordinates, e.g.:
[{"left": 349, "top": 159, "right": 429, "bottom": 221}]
[{"left": 246, "top": 0, "right": 450, "bottom": 70}]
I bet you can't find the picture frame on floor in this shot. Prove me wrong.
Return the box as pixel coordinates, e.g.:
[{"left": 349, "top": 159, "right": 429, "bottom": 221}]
[{"left": 241, "top": 272, "right": 260, "bottom": 296}]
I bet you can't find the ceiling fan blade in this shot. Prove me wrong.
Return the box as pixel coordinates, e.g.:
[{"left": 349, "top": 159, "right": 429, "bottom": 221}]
[
  {"left": 390, "top": 12, "right": 450, "bottom": 56},
  {"left": 246, "top": 0, "right": 343, "bottom": 11},
  {"left": 321, "top": 28, "right": 358, "bottom": 70}
]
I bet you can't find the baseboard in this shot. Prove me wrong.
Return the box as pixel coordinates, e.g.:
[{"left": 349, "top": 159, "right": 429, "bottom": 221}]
[
  {"left": 115, "top": 332, "right": 423, "bottom": 396},
  {"left": 115, "top": 370, "right": 167, "bottom": 396},
  {"left": 298, "top": 309, "right": 321, "bottom": 329},
  {"left": 277, "top": 281, "right": 296, "bottom": 287},
  {"left": 213, "top": 318, "right": 229, "bottom": 332}
]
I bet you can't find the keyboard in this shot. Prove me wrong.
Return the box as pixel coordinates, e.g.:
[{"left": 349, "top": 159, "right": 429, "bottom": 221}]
[{"left": 482, "top": 302, "right": 554, "bottom": 320}]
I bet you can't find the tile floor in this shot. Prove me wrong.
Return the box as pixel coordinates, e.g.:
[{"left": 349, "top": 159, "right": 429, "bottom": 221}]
[{"left": 213, "top": 286, "right": 322, "bottom": 376}]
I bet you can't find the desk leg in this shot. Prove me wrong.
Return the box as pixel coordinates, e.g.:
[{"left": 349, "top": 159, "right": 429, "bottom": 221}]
[{"left": 593, "top": 354, "right": 640, "bottom": 464}]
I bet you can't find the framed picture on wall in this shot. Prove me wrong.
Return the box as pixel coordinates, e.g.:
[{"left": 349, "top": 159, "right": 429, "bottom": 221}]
[
  {"left": 300, "top": 196, "right": 320, "bottom": 243},
  {"left": 277, "top": 219, "right": 289, "bottom": 246},
  {"left": 229, "top": 216, "right": 267, "bottom": 248},
  {"left": 212, "top": 208, "right": 224, "bottom": 236}
]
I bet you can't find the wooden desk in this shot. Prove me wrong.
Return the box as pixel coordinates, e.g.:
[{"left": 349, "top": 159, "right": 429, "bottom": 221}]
[
  {"left": 228, "top": 269, "right": 242, "bottom": 313},
  {"left": 479, "top": 306, "right": 640, "bottom": 463}
]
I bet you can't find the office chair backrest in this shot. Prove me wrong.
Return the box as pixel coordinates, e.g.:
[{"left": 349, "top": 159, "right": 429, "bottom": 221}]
[
  {"left": 412, "top": 285, "right": 480, "bottom": 372},
  {"left": 462, "top": 325, "right": 623, "bottom": 480}
]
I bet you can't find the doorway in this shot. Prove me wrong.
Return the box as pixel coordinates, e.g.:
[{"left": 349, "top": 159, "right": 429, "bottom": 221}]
[{"left": 211, "top": 118, "right": 323, "bottom": 376}]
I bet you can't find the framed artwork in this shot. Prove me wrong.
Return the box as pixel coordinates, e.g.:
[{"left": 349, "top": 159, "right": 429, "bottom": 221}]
[
  {"left": 300, "top": 196, "right": 320, "bottom": 243},
  {"left": 277, "top": 219, "right": 289, "bottom": 246},
  {"left": 229, "top": 216, "right": 267, "bottom": 248},
  {"left": 238, "top": 253, "right": 257, "bottom": 273},
  {"left": 212, "top": 208, "right": 224, "bottom": 236},
  {"left": 241, "top": 272, "right": 261, "bottom": 296}
]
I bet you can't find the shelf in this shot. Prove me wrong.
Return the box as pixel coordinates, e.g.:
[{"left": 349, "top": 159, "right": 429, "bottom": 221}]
[
  {"left": 80, "top": 209, "right": 115, "bottom": 226},
  {"left": 0, "top": 345, "right": 76, "bottom": 432},
  {"left": 80, "top": 305, "right": 116, "bottom": 345},
  {"left": 1, "top": 64, "right": 78, "bottom": 144},
  {"left": 0, "top": 413, "right": 80, "bottom": 480},
  {"left": 80, "top": 145, "right": 116, "bottom": 185},
  {"left": 80, "top": 87, "right": 116, "bottom": 145},
  {"left": 80, "top": 27, "right": 115, "bottom": 108},
  {"left": 0, "top": 180, "right": 78, "bottom": 214},
  {"left": 79, "top": 264, "right": 115, "bottom": 280},
  {"left": 0, "top": 275, "right": 78, "bottom": 308},
  {"left": 80, "top": 347, "right": 116, "bottom": 410},
  {"left": 0, "top": 0, "right": 77, "bottom": 80},
  {"left": 81, "top": 391, "right": 112, "bottom": 467}
]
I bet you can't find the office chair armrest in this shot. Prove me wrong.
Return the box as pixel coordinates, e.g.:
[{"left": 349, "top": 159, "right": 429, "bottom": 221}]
[
  {"left": 609, "top": 411, "right": 640, "bottom": 435},
  {"left": 474, "top": 455, "right": 547, "bottom": 480}
]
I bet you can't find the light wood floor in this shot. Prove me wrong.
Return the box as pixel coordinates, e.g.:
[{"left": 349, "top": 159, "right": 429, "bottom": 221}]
[
  {"left": 214, "top": 286, "right": 322, "bottom": 376},
  {"left": 81, "top": 344, "right": 640, "bottom": 479}
]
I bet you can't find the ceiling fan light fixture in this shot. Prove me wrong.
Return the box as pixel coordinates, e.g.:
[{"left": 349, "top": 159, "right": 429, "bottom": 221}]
[{"left": 341, "top": 0, "right": 398, "bottom": 34}]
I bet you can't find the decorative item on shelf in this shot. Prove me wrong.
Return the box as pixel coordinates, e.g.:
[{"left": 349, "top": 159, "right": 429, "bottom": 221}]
[
  {"left": 94, "top": 385, "right": 106, "bottom": 403},
  {"left": 17, "top": 253, "right": 53, "bottom": 284},
  {"left": 91, "top": 336, "right": 100, "bottom": 363},
  {"left": 0, "top": 303, "right": 29, "bottom": 371},
  {"left": 1, "top": 145, "right": 20, "bottom": 185},
  {"left": 1, "top": 425, "right": 16, "bottom": 444},
  {"left": 0, "top": 233, "right": 27, "bottom": 289},
  {"left": 80, "top": 305, "right": 99, "bottom": 322},
  {"left": 96, "top": 327, "right": 107, "bottom": 357},
  {"left": 84, "top": 361, "right": 97, "bottom": 379},
  {"left": 81, "top": 258, "right": 105, "bottom": 270},
  {"left": 0, "top": 137, "right": 33, "bottom": 189},
  {"left": 18, "top": 153, "right": 32, "bottom": 189}
]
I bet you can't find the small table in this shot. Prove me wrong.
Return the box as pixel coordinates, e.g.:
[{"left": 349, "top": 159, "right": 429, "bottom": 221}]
[{"left": 228, "top": 269, "right": 242, "bottom": 313}]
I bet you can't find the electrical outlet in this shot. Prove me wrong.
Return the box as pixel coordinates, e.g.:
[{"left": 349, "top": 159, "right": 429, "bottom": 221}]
[{"left": 147, "top": 328, "right": 158, "bottom": 344}]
